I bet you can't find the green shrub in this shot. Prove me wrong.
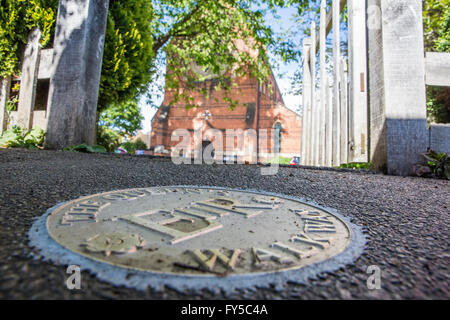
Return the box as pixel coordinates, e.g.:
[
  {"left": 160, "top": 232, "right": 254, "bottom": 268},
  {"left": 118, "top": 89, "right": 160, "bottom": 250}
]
[
  {"left": 134, "top": 138, "right": 148, "bottom": 151},
  {"left": 120, "top": 138, "right": 148, "bottom": 155},
  {"left": 64, "top": 144, "right": 107, "bottom": 153},
  {"left": 268, "top": 156, "right": 291, "bottom": 165},
  {"left": 120, "top": 141, "right": 137, "bottom": 154},
  {"left": 96, "top": 126, "right": 121, "bottom": 152},
  {"left": 423, "top": 150, "right": 450, "bottom": 179},
  {"left": 339, "top": 163, "right": 372, "bottom": 170},
  {"left": 0, "top": 126, "right": 45, "bottom": 149}
]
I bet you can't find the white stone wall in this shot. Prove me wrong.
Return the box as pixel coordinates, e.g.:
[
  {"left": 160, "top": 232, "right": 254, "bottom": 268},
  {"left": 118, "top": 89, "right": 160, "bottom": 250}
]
[{"left": 367, "top": 0, "right": 387, "bottom": 171}]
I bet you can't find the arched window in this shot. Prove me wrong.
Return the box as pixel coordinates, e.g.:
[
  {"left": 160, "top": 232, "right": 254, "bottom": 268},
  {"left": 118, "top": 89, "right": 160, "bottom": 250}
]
[{"left": 274, "top": 122, "right": 282, "bottom": 154}]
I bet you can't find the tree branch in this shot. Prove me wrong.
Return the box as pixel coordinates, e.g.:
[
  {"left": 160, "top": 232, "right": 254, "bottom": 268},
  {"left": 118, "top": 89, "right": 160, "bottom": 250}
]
[{"left": 152, "top": 1, "right": 204, "bottom": 52}]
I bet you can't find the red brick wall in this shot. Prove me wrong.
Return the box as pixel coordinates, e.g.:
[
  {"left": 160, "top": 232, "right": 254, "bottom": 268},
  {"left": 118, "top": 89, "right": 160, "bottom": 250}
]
[{"left": 151, "top": 71, "right": 302, "bottom": 161}]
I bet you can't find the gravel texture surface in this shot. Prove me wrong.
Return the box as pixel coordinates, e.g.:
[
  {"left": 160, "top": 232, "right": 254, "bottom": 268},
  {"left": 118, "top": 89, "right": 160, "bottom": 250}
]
[{"left": 0, "top": 148, "right": 448, "bottom": 299}]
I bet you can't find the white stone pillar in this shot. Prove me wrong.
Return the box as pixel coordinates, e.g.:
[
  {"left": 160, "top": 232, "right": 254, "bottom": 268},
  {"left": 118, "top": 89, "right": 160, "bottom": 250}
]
[
  {"left": 332, "top": 94, "right": 341, "bottom": 166},
  {"left": 319, "top": 0, "right": 327, "bottom": 167},
  {"left": 348, "top": 0, "right": 369, "bottom": 163},
  {"left": 332, "top": 0, "right": 341, "bottom": 166},
  {"left": 17, "top": 28, "right": 41, "bottom": 130},
  {"left": 379, "top": 0, "right": 428, "bottom": 176},
  {"left": 0, "top": 77, "right": 11, "bottom": 134},
  {"left": 312, "top": 93, "right": 319, "bottom": 166},
  {"left": 315, "top": 93, "right": 321, "bottom": 166},
  {"left": 328, "top": 79, "right": 334, "bottom": 166},
  {"left": 310, "top": 21, "right": 318, "bottom": 166},
  {"left": 301, "top": 39, "right": 312, "bottom": 166},
  {"left": 367, "top": 0, "right": 385, "bottom": 170},
  {"left": 325, "top": 77, "right": 333, "bottom": 167},
  {"left": 46, "top": 0, "right": 109, "bottom": 149},
  {"left": 319, "top": 98, "right": 326, "bottom": 167},
  {"left": 339, "top": 58, "right": 349, "bottom": 164}
]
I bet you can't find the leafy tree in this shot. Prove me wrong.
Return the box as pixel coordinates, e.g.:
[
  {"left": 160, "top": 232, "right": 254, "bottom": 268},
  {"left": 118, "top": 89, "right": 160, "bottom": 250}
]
[
  {"left": 435, "top": 6, "right": 450, "bottom": 53},
  {"left": 98, "top": 0, "right": 156, "bottom": 112},
  {"left": 0, "top": 0, "right": 58, "bottom": 77},
  {"left": 96, "top": 125, "right": 122, "bottom": 152},
  {"left": 151, "top": 0, "right": 296, "bottom": 109},
  {"left": 423, "top": 0, "right": 450, "bottom": 52},
  {"left": 424, "top": 0, "right": 450, "bottom": 123},
  {"left": 101, "top": 0, "right": 304, "bottom": 111},
  {"left": 98, "top": 99, "right": 144, "bottom": 139},
  {"left": 1, "top": 0, "right": 299, "bottom": 113}
]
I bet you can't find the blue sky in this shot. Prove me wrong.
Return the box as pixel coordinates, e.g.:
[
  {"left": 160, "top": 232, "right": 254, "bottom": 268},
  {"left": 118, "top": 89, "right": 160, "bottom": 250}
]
[{"left": 139, "top": 5, "right": 335, "bottom": 133}]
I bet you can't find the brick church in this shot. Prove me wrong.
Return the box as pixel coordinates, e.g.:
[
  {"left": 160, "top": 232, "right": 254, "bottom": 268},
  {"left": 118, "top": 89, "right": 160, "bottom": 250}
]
[{"left": 150, "top": 60, "right": 302, "bottom": 163}]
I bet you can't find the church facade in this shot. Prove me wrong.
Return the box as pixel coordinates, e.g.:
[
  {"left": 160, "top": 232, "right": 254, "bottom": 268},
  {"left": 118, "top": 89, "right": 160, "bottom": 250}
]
[{"left": 150, "top": 69, "right": 302, "bottom": 163}]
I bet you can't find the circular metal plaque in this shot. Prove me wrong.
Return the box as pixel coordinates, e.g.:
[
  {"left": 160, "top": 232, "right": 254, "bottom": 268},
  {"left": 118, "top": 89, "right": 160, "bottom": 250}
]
[{"left": 44, "top": 186, "right": 354, "bottom": 276}]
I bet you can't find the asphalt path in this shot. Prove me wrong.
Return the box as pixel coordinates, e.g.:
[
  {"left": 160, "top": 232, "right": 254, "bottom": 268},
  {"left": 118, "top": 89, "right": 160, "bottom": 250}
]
[{"left": 0, "top": 149, "right": 448, "bottom": 299}]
